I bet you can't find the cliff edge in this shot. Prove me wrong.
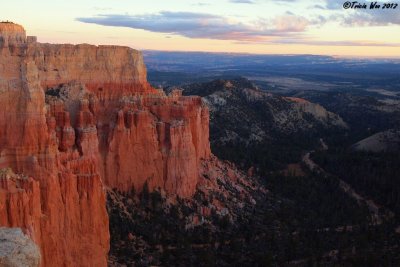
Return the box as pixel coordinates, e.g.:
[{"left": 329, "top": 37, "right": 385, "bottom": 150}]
[{"left": 0, "top": 22, "right": 211, "bottom": 266}]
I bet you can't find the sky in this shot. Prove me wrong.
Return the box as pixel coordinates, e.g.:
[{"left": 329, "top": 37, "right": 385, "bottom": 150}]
[{"left": 1, "top": 0, "right": 400, "bottom": 57}]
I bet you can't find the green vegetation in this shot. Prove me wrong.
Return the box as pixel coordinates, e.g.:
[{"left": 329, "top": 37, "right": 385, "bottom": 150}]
[
  {"left": 313, "top": 149, "right": 400, "bottom": 217},
  {"left": 132, "top": 53, "right": 400, "bottom": 265},
  {"left": 107, "top": 166, "right": 400, "bottom": 266}
]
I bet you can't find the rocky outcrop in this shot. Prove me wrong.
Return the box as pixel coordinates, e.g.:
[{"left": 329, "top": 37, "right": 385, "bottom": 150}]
[
  {"left": 0, "top": 22, "right": 211, "bottom": 266},
  {"left": 0, "top": 22, "right": 26, "bottom": 48},
  {"left": 27, "top": 43, "right": 151, "bottom": 96},
  {"left": 352, "top": 129, "right": 400, "bottom": 152},
  {"left": 0, "top": 227, "right": 41, "bottom": 267},
  {"left": 284, "top": 97, "right": 347, "bottom": 128},
  {"left": 106, "top": 154, "right": 268, "bottom": 266},
  {"left": 0, "top": 164, "right": 109, "bottom": 267},
  {"left": 181, "top": 78, "right": 347, "bottom": 145},
  {"left": 103, "top": 92, "right": 210, "bottom": 197},
  {"left": 177, "top": 78, "right": 350, "bottom": 175},
  {"left": 0, "top": 22, "right": 109, "bottom": 267}
]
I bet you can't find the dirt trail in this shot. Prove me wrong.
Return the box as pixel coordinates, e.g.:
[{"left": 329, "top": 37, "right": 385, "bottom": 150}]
[{"left": 303, "top": 140, "right": 395, "bottom": 227}]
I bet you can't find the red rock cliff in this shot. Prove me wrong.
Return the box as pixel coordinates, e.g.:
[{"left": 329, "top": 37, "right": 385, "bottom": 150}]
[
  {"left": 0, "top": 22, "right": 211, "bottom": 266},
  {"left": 0, "top": 22, "right": 109, "bottom": 267}
]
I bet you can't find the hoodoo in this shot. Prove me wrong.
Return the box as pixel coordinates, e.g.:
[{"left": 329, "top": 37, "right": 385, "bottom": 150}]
[{"left": 0, "top": 22, "right": 211, "bottom": 266}]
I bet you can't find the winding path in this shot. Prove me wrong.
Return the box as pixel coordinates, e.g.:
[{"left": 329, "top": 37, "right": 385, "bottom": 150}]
[{"left": 302, "top": 140, "right": 395, "bottom": 227}]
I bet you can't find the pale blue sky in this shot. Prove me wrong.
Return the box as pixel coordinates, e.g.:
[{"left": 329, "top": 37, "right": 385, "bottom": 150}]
[{"left": 2, "top": 0, "right": 400, "bottom": 57}]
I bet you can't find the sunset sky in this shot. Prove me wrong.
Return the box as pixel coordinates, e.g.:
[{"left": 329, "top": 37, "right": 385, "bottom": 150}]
[{"left": 2, "top": 0, "right": 400, "bottom": 57}]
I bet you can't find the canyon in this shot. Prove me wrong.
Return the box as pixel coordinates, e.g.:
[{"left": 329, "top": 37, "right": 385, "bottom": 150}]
[{"left": 0, "top": 22, "right": 211, "bottom": 266}]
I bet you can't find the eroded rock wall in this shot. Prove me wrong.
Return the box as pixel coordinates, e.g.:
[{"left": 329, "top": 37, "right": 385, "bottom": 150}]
[{"left": 0, "top": 22, "right": 211, "bottom": 266}]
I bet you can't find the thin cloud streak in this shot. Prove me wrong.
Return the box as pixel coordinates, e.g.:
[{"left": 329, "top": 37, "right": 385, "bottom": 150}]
[{"left": 236, "top": 39, "right": 400, "bottom": 47}]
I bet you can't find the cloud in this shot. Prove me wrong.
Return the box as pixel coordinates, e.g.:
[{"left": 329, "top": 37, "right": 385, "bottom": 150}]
[
  {"left": 76, "top": 9, "right": 399, "bottom": 47},
  {"left": 229, "top": 0, "right": 297, "bottom": 3},
  {"left": 343, "top": 9, "right": 400, "bottom": 26},
  {"left": 313, "top": 0, "right": 343, "bottom": 10},
  {"left": 229, "top": 0, "right": 255, "bottom": 3},
  {"left": 235, "top": 37, "right": 400, "bottom": 47},
  {"left": 276, "top": 39, "right": 400, "bottom": 47},
  {"left": 77, "top": 11, "right": 311, "bottom": 42},
  {"left": 310, "top": 1, "right": 400, "bottom": 27},
  {"left": 324, "top": 1, "right": 343, "bottom": 10},
  {"left": 272, "top": 13, "right": 309, "bottom": 31},
  {"left": 192, "top": 2, "right": 211, "bottom": 6},
  {"left": 93, "top": 7, "right": 113, "bottom": 11}
]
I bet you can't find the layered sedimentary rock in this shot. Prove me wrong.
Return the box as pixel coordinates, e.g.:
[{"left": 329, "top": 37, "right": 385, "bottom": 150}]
[
  {"left": 0, "top": 22, "right": 211, "bottom": 266},
  {"left": 27, "top": 43, "right": 150, "bottom": 95},
  {"left": 0, "top": 22, "right": 109, "bottom": 267},
  {"left": 0, "top": 22, "right": 27, "bottom": 47},
  {"left": 104, "top": 93, "right": 210, "bottom": 196}
]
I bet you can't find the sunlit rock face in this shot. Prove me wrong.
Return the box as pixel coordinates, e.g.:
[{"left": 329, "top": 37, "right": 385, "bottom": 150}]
[{"left": 0, "top": 22, "right": 211, "bottom": 266}]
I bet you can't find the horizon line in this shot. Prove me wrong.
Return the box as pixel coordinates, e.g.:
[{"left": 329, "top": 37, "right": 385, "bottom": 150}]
[{"left": 142, "top": 49, "right": 400, "bottom": 60}]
